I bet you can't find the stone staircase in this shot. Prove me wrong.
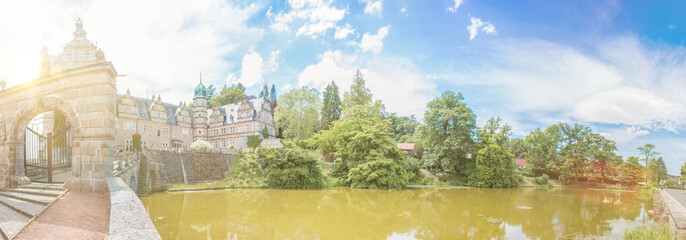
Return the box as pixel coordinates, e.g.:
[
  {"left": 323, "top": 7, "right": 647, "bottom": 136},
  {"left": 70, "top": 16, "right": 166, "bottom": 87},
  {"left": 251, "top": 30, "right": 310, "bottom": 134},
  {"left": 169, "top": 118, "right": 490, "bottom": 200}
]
[
  {"left": 0, "top": 183, "right": 67, "bottom": 240},
  {"left": 137, "top": 153, "right": 150, "bottom": 196}
]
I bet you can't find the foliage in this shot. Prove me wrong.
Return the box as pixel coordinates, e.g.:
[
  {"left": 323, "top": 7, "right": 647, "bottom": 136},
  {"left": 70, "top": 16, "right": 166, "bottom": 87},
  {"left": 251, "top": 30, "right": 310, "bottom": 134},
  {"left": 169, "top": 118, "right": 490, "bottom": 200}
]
[
  {"left": 413, "top": 141, "right": 425, "bottom": 160},
  {"left": 390, "top": 114, "right": 419, "bottom": 142},
  {"left": 270, "top": 84, "right": 277, "bottom": 103},
  {"left": 638, "top": 143, "right": 660, "bottom": 184},
  {"left": 342, "top": 70, "right": 373, "bottom": 109},
  {"left": 509, "top": 138, "right": 527, "bottom": 159},
  {"left": 320, "top": 81, "right": 342, "bottom": 131},
  {"left": 191, "top": 140, "right": 212, "bottom": 152},
  {"left": 310, "top": 104, "right": 409, "bottom": 189},
  {"left": 534, "top": 174, "right": 549, "bottom": 185},
  {"left": 247, "top": 135, "right": 262, "bottom": 149},
  {"left": 649, "top": 157, "right": 668, "bottom": 185},
  {"left": 681, "top": 161, "right": 686, "bottom": 186},
  {"left": 524, "top": 126, "right": 561, "bottom": 176},
  {"left": 208, "top": 83, "right": 246, "bottom": 108},
  {"left": 262, "top": 125, "right": 270, "bottom": 139},
  {"left": 468, "top": 117, "right": 519, "bottom": 188},
  {"left": 132, "top": 133, "right": 142, "bottom": 152},
  {"left": 558, "top": 174, "right": 570, "bottom": 185},
  {"left": 229, "top": 151, "right": 263, "bottom": 186},
  {"left": 420, "top": 91, "right": 477, "bottom": 180},
  {"left": 258, "top": 148, "right": 325, "bottom": 189},
  {"left": 275, "top": 87, "right": 322, "bottom": 140},
  {"left": 624, "top": 223, "right": 673, "bottom": 240},
  {"left": 52, "top": 111, "right": 68, "bottom": 147}
]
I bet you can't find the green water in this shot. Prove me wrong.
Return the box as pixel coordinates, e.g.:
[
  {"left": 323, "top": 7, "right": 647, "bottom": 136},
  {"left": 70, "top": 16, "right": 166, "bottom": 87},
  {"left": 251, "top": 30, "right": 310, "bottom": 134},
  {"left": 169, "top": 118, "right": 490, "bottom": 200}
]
[{"left": 141, "top": 187, "right": 653, "bottom": 240}]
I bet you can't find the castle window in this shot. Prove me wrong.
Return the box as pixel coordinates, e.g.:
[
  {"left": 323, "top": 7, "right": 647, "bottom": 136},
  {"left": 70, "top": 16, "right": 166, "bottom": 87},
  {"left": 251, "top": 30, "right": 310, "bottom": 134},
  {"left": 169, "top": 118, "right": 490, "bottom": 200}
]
[
  {"left": 157, "top": 130, "right": 160, "bottom": 136},
  {"left": 141, "top": 125, "right": 146, "bottom": 131},
  {"left": 198, "top": 130, "right": 202, "bottom": 134},
  {"left": 221, "top": 128, "right": 226, "bottom": 134},
  {"left": 243, "top": 138, "right": 247, "bottom": 146},
  {"left": 157, "top": 113, "right": 161, "bottom": 118},
  {"left": 230, "top": 127, "right": 235, "bottom": 133},
  {"left": 182, "top": 129, "right": 189, "bottom": 136}
]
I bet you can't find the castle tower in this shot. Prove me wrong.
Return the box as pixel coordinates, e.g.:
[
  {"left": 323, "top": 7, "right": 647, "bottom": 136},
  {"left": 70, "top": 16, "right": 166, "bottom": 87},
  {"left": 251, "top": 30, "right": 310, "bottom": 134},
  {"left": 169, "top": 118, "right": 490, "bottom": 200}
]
[{"left": 192, "top": 73, "right": 209, "bottom": 141}]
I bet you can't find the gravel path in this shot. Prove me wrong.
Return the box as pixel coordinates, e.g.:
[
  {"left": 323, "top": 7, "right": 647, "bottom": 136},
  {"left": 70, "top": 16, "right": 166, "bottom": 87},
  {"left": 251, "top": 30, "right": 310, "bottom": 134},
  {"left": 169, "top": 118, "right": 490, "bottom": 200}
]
[{"left": 14, "top": 191, "right": 109, "bottom": 240}]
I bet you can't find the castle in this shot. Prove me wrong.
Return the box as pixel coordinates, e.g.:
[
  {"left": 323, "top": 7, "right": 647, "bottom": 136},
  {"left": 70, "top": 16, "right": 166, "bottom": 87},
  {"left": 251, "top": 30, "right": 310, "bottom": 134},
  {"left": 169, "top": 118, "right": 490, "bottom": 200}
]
[{"left": 41, "top": 19, "right": 276, "bottom": 152}]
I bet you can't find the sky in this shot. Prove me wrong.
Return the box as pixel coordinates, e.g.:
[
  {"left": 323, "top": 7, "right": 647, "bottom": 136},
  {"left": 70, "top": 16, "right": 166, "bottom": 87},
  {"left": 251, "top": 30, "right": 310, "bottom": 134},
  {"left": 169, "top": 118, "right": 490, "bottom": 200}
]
[{"left": 1, "top": 0, "right": 685, "bottom": 174}]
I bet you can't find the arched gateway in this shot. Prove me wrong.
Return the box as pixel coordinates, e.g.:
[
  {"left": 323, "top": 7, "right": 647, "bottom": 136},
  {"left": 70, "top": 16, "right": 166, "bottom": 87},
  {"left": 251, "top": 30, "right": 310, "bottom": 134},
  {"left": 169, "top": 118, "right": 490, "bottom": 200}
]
[{"left": 0, "top": 19, "right": 116, "bottom": 192}]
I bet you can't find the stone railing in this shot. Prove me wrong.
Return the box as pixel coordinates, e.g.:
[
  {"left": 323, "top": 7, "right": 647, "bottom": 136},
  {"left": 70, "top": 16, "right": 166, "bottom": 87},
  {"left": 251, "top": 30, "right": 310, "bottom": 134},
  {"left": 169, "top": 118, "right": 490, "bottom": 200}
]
[
  {"left": 658, "top": 190, "right": 686, "bottom": 239},
  {"left": 112, "top": 152, "right": 140, "bottom": 176},
  {"left": 106, "top": 177, "right": 161, "bottom": 240}
]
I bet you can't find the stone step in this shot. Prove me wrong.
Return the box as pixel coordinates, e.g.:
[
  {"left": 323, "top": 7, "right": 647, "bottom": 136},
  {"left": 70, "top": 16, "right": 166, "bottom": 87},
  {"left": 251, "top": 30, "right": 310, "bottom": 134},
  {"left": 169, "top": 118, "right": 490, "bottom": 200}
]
[
  {"left": 0, "top": 194, "right": 46, "bottom": 218},
  {"left": 0, "top": 192, "right": 55, "bottom": 206},
  {"left": 9, "top": 187, "right": 64, "bottom": 198},
  {"left": 0, "top": 202, "right": 31, "bottom": 239},
  {"left": 20, "top": 183, "right": 65, "bottom": 191}
]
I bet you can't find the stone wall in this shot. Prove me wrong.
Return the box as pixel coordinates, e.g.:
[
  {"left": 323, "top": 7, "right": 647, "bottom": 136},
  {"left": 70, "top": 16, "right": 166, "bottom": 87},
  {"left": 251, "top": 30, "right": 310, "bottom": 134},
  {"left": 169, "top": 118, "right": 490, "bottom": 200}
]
[
  {"left": 190, "top": 152, "right": 232, "bottom": 181},
  {"left": 657, "top": 190, "right": 686, "bottom": 239},
  {"left": 144, "top": 149, "right": 232, "bottom": 192},
  {"left": 113, "top": 152, "right": 139, "bottom": 192}
]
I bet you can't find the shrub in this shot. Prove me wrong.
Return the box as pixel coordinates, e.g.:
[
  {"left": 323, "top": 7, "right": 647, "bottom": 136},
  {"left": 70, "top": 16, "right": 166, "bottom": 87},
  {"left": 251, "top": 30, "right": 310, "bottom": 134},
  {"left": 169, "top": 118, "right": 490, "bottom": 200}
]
[
  {"left": 191, "top": 140, "right": 213, "bottom": 152},
  {"left": 558, "top": 174, "right": 570, "bottom": 185},
  {"left": 247, "top": 135, "right": 262, "bottom": 149},
  {"left": 229, "top": 152, "right": 262, "bottom": 182},
  {"left": 407, "top": 158, "right": 424, "bottom": 184},
  {"left": 258, "top": 148, "right": 325, "bottom": 189},
  {"left": 132, "top": 134, "right": 142, "bottom": 152},
  {"left": 534, "top": 174, "right": 549, "bottom": 185},
  {"left": 348, "top": 158, "right": 410, "bottom": 189}
]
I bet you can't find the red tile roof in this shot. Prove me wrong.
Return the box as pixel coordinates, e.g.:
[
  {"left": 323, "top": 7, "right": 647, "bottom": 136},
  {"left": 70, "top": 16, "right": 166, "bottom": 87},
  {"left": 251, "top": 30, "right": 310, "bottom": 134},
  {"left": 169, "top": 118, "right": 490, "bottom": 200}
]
[
  {"left": 514, "top": 158, "right": 527, "bottom": 168},
  {"left": 397, "top": 143, "right": 415, "bottom": 151}
]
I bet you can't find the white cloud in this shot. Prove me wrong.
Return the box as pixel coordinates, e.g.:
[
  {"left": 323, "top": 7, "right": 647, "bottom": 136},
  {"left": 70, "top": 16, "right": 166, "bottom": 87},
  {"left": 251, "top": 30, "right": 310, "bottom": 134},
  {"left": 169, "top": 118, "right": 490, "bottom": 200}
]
[
  {"left": 359, "top": 25, "right": 390, "bottom": 53},
  {"left": 360, "top": 0, "right": 383, "bottom": 16},
  {"left": 400, "top": 8, "right": 407, "bottom": 16},
  {"left": 467, "top": 17, "right": 496, "bottom": 40},
  {"left": 267, "top": 0, "right": 346, "bottom": 38},
  {"left": 0, "top": 1, "right": 263, "bottom": 103},
  {"left": 235, "top": 50, "right": 264, "bottom": 88},
  {"left": 334, "top": 23, "right": 355, "bottom": 39},
  {"left": 447, "top": 0, "right": 463, "bottom": 13},
  {"left": 265, "top": 50, "right": 281, "bottom": 73},
  {"left": 298, "top": 50, "right": 436, "bottom": 118}
]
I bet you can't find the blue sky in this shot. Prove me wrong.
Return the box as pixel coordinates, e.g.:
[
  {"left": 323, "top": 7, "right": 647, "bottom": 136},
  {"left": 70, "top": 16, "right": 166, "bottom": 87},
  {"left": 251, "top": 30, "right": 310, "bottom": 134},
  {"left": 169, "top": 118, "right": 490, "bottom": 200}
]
[{"left": 1, "top": 0, "right": 685, "bottom": 174}]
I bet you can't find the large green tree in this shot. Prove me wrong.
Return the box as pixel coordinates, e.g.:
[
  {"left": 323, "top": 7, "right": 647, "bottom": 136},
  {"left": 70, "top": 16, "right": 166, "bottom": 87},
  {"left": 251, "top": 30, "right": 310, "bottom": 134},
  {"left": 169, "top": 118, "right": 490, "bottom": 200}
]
[
  {"left": 208, "top": 83, "right": 247, "bottom": 108},
  {"left": 509, "top": 138, "right": 527, "bottom": 159},
  {"left": 420, "top": 91, "right": 477, "bottom": 180},
  {"left": 270, "top": 84, "right": 277, "bottom": 103},
  {"left": 469, "top": 117, "right": 519, "bottom": 188},
  {"left": 649, "top": 157, "right": 668, "bottom": 185},
  {"left": 525, "top": 126, "right": 561, "bottom": 176},
  {"left": 311, "top": 104, "right": 409, "bottom": 189},
  {"left": 275, "top": 87, "right": 322, "bottom": 140},
  {"left": 342, "top": 70, "right": 373, "bottom": 109},
  {"left": 319, "top": 81, "right": 342, "bottom": 130},
  {"left": 587, "top": 132, "right": 619, "bottom": 183},
  {"left": 390, "top": 114, "right": 419, "bottom": 143},
  {"left": 618, "top": 156, "right": 643, "bottom": 186},
  {"left": 637, "top": 143, "right": 659, "bottom": 184}
]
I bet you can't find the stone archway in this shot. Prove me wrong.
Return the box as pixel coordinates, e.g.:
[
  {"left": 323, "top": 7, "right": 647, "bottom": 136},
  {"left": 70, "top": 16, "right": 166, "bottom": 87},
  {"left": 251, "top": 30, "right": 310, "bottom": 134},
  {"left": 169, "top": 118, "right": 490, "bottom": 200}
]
[{"left": 7, "top": 95, "right": 83, "bottom": 186}]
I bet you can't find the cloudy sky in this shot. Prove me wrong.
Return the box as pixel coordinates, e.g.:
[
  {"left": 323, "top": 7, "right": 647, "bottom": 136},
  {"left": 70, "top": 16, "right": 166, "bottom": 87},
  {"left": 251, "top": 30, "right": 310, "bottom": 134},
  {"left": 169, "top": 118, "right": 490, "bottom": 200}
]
[{"left": 1, "top": 0, "right": 685, "bottom": 174}]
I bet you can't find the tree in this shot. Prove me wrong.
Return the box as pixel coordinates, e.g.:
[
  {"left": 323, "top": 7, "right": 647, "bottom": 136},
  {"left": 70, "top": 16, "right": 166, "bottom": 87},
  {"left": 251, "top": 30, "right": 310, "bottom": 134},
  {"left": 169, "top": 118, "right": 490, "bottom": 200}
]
[
  {"left": 208, "top": 83, "right": 246, "bottom": 108},
  {"left": 132, "top": 134, "right": 142, "bottom": 152},
  {"left": 469, "top": 117, "right": 519, "bottom": 188},
  {"left": 524, "top": 126, "right": 561, "bottom": 177},
  {"left": 258, "top": 148, "right": 325, "bottom": 189},
  {"left": 207, "top": 84, "right": 217, "bottom": 100},
  {"left": 587, "top": 132, "right": 619, "bottom": 183},
  {"left": 262, "top": 125, "right": 270, "bottom": 139},
  {"left": 191, "top": 140, "right": 212, "bottom": 152},
  {"left": 509, "top": 138, "right": 527, "bottom": 159},
  {"left": 420, "top": 91, "right": 477, "bottom": 180},
  {"left": 681, "top": 161, "right": 686, "bottom": 187},
  {"left": 52, "top": 111, "right": 68, "bottom": 148},
  {"left": 650, "top": 157, "right": 668, "bottom": 185},
  {"left": 618, "top": 156, "right": 643, "bottom": 186},
  {"left": 638, "top": 144, "right": 659, "bottom": 184},
  {"left": 270, "top": 84, "right": 277, "bottom": 103},
  {"left": 274, "top": 87, "right": 322, "bottom": 140},
  {"left": 311, "top": 104, "right": 409, "bottom": 189},
  {"left": 390, "top": 114, "right": 419, "bottom": 142},
  {"left": 320, "top": 81, "right": 342, "bottom": 130},
  {"left": 247, "top": 135, "right": 262, "bottom": 149},
  {"left": 342, "top": 70, "right": 372, "bottom": 109}
]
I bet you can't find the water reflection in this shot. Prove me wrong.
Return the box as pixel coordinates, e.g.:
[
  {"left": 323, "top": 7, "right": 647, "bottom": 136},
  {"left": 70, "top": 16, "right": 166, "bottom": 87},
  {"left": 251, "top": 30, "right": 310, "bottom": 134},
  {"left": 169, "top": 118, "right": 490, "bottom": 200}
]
[{"left": 141, "top": 187, "right": 653, "bottom": 240}]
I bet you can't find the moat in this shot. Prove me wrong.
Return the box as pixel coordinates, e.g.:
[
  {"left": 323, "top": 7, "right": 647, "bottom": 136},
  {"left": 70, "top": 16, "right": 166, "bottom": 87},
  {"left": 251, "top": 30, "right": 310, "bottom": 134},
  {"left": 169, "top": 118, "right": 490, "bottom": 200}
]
[{"left": 141, "top": 187, "right": 653, "bottom": 239}]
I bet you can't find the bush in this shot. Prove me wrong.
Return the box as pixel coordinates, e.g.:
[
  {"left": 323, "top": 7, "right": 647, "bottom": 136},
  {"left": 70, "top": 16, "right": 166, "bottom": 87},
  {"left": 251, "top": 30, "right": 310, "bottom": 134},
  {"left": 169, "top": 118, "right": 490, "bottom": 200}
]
[
  {"left": 247, "top": 135, "right": 262, "bottom": 149},
  {"left": 407, "top": 158, "right": 423, "bottom": 184},
  {"left": 558, "top": 174, "right": 570, "bottom": 185},
  {"left": 132, "top": 134, "right": 142, "bottom": 152},
  {"left": 348, "top": 158, "right": 410, "bottom": 189},
  {"left": 229, "top": 152, "right": 263, "bottom": 183},
  {"left": 258, "top": 148, "right": 325, "bottom": 189},
  {"left": 534, "top": 174, "right": 549, "bottom": 185},
  {"left": 191, "top": 140, "right": 213, "bottom": 152}
]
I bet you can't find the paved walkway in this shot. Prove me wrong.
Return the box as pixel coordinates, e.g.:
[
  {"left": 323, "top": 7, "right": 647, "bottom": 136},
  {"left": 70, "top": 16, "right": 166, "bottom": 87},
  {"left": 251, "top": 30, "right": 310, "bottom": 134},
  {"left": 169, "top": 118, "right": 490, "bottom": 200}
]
[
  {"left": 665, "top": 189, "right": 686, "bottom": 209},
  {"left": 14, "top": 191, "right": 108, "bottom": 240}
]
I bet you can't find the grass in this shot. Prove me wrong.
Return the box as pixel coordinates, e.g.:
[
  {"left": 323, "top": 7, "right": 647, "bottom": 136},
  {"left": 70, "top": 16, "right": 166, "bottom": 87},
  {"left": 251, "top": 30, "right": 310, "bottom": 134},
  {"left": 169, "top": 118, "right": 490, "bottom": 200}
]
[
  {"left": 624, "top": 223, "right": 673, "bottom": 240},
  {"left": 167, "top": 179, "right": 263, "bottom": 191}
]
